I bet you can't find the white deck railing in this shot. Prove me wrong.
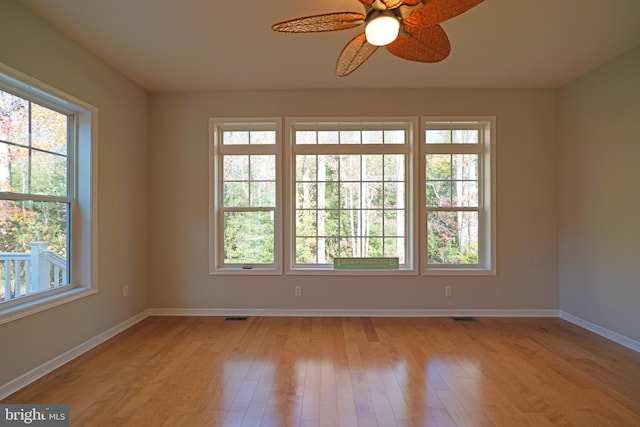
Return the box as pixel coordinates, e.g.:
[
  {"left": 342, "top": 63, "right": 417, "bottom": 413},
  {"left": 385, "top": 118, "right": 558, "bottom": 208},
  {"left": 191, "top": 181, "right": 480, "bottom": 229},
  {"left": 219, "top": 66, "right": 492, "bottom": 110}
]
[{"left": 0, "top": 242, "right": 68, "bottom": 301}]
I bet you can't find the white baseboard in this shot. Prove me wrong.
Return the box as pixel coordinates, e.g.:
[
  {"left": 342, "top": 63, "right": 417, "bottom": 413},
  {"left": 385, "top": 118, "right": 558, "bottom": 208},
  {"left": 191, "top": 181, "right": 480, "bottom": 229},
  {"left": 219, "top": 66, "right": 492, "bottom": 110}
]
[
  {"left": 0, "top": 310, "right": 150, "bottom": 400},
  {"left": 149, "top": 307, "right": 559, "bottom": 318},
  {"left": 560, "top": 311, "right": 640, "bottom": 353}
]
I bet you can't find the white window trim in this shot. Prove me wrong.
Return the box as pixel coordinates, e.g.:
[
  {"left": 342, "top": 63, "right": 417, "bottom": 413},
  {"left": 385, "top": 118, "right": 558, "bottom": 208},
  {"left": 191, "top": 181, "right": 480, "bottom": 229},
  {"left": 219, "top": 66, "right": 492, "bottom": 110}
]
[
  {"left": 208, "top": 118, "right": 283, "bottom": 275},
  {"left": 0, "top": 63, "right": 98, "bottom": 325},
  {"left": 284, "top": 117, "right": 419, "bottom": 276},
  {"left": 420, "top": 116, "right": 496, "bottom": 276}
]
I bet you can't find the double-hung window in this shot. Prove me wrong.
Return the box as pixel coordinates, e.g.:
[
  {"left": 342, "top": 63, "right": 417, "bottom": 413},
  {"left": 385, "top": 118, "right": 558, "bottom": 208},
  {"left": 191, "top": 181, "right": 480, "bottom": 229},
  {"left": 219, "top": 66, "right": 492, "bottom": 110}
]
[
  {"left": 210, "top": 119, "right": 281, "bottom": 273},
  {"left": 422, "top": 119, "right": 495, "bottom": 274},
  {"left": 0, "top": 63, "right": 97, "bottom": 323},
  {"left": 288, "top": 118, "right": 415, "bottom": 272}
]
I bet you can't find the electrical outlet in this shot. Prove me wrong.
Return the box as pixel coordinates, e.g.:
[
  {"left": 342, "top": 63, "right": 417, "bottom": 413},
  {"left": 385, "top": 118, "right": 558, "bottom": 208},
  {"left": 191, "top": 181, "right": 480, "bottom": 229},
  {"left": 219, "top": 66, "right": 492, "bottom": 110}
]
[
  {"left": 123, "top": 285, "right": 129, "bottom": 297},
  {"left": 444, "top": 285, "right": 452, "bottom": 297},
  {"left": 294, "top": 285, "right": 302, "bottom": 297}
]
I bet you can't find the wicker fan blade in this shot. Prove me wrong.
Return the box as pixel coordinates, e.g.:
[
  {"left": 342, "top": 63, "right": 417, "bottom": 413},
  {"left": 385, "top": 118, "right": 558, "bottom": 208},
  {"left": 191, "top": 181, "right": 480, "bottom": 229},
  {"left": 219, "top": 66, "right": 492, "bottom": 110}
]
[
  {"left": 386, "top": 24, "right": 451, "bottom": 63},
  {"left": 405, "top": 0, "right": 484, "bottom": 27},
  {"left": 359, "top": 0, "right": 422, "bottom": 8},
  {"left": 272, "top": 12, "right": 365, "bottom": 33},
  {"left": 336, "top": 33, "right": 379, "bottom": 77}
]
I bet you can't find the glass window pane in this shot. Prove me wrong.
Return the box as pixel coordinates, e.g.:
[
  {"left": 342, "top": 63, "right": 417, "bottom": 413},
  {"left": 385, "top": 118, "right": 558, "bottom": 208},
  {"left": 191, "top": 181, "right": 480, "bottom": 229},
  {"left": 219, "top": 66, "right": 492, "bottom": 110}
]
[
  {"left": 318, "top": 131, "right": 338, "bottom": 145},
  {"left": 339, "top": 210, "right": 360, "bottom": 237},
  {"left": 339, "top": 237, "right": 362, "bottom": 257},
  {"left": 318, "top": 155, "right": 339, "bottom": 181},
  {"left": 223, "top": 155, "right": 248, "bottom": 181},
  {"left": 363, "top": 183, "right": 382, "bottom": 209},
  {"left": 340, "top": 183, "right": 360, "bottom": 209},
  {"left": 340, "top": 130, "right": 360, "bottom": 144},
  {"left": 452, "top": 129, "right": 478, "bottom": 144},
  {"left": 452, "top": 154, "right": 478, "bottom": 180},
  {"left": 384, "top": 237, "right": 405, "bottom": 261},
  {"left": 31, "top": 103, "right": 67, "bottom": 154},
  {"left": 250, "top": 155, "right": 275, "bottom": 181},
  {"left": 363, "top": 210, "right": 383, "bottom": 236},
  {"left": 223, "top": 211, "right": 274, "bottom": 264},
  {"left": 223, "top": 182, "right": 249, "bottom": 207},
  {"left": 453, "top": 181, "right": 478, "bottom": 207},
  {"left": 250, "top": 182, "right": 275, "bottom": 207},
  {"left": 384, "top": 210, "right": 404, "bottom": 236},
  {"left": 296, "top": 210, "right": 316, "bottom": 236},
  {"left": 296, "top": 238, "right": 317, "bottom": 264},
  {"left": 296, "top": 183, "right": 317, "bottom": 209},
  {"left": 317, "top": 182, "right": 338, "bottom": 209},
  {"left": 339, "top": 155, "right": 360, "bottom": 181},
  {"left": 250, "top": 131, "right": 275, "bottom": 145},
  {"left": 0, "top": 199, "right": 69, "bottom": 299},
  {"left": 363, "top": 155, "right": 383, "bottom": 180},
  {"left": 365, "top": 238, "right": 383, "bottom": 257},
  {"left": 426, "top": 154, "right": 451, "bottom": 180},
  {"left": 296, "top": 131, "right": 316, "bottom": 145},
  {"left": 426, "top": 130, "right": 451, "bottom": 144},
  {"left": 383, "top": 182, "right": 405, "bottom": 209},
  {"left": 384, "top": 130, "right": 405, "bottom": 144},
  {"left": 427, "top": 211, "right": 478, "bottom": 265},
  {"left": 362, "top": 130, "right": 383, "bottom": 144},
  {"left": 0, "top": 91, "right": 28, "bottom": 145},
  {"left": 31, "top": 151, "right": 67, "bottom": 197},
  {"left": 384, "top": 155, "right": 404, "bottom": 181},
  {"left": 0, "top": 143, "right": 29, "bottom": 193},
  {"left": 296, "top": 155, "right": 316, "bottom": 181},
  {"left": 426, "top": 181, "right": 452, "bottom": 207},
  {"left": 223, "top": 131, "right": 249, "bottom": 145},
  {"left": 318, "top": 209, "right": 339, "bottom": 237}
]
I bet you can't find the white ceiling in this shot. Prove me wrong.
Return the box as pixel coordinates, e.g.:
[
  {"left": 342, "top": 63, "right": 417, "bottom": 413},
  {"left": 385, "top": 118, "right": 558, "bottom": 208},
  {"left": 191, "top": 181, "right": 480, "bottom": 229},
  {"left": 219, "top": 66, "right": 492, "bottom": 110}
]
[{"left": 19, "top": 0, "right": 640, "bottom": 92}]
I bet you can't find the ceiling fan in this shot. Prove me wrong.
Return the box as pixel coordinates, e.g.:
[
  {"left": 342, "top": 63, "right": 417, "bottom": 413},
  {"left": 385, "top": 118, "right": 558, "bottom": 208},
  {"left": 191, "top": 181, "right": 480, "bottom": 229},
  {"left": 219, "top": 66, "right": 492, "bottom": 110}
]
[{"left": 272, "top": 0, "right": 484, "bottom": 77}]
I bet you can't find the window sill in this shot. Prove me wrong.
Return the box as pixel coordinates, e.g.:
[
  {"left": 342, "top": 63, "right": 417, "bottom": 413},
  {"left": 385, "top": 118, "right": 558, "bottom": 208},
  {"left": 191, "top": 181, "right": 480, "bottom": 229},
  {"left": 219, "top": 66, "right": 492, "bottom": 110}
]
[{"left": 0, "top": 286, "right": 97, "bottom": 326}]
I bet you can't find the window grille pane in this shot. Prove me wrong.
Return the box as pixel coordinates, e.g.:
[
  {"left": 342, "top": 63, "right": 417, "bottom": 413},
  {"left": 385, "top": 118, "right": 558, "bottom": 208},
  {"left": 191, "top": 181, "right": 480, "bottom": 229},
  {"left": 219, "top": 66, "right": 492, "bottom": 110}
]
[
  {"left": 427, "top": 211, "right": 478, "bottom": 265},
  {"left": 363, "top": 155, "right": 383, "bottom": 180},
  {"left": 0, "top": 199, "right": 69, "bottom": 300},
  {"left": 0, "top": 143, "right": 29, "bottom": 193},
  {"left": 339, "top": 130, "right": 360, "bottom": 144},
  {"left": 362, "top": 130, "right": 383, "bottom": 144},
  {"left": 31, "top": 151, "right": 67, "bottom": 197},
  {"left": 223, "top": 131, "right": 249, "bottom": 145},
  {"left": 223, "top": 155, "right": 249, "bottom": 181},
  {"left": 249, "top": 155, "right": 275, "bottom": 181},
  {"left": 223, "top": 211, "right": 274, "bottom": 264},
  {"left": 0, "top": 91, "right": 28, "bottom": 145},
  {"left": 296, "top": 131, "right": 317, "bottom": 145},
  {"left": 452, "top": 129, "right": 478, "bottom": 144},
  {"left": 223, "top": 182, "right": 249, "bottom": 207},
  {"left": 339, "top": 155, "right": 361, "bottom": 181},
  {"left": 31, "top": 103, "right": 68, "bottom": 154},
  {"left": 426, "top": 130, "right": 451, "bottom": 144},
  {"left": 318, "top": 131, "right": 338, "bottom": 145},
  {"left": 249, "top": 182, "right": 275, "bottom": 207},
  {"left": 384, "top": 130, "right": 405, "bottom": 144}
]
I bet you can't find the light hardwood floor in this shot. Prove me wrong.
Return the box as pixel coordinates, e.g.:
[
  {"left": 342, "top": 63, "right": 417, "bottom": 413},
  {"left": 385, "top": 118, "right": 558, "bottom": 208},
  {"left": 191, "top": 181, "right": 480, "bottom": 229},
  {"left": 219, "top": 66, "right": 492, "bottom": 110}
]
[{"left": 4, "top": 316, "right": 640, "bottom": 426}]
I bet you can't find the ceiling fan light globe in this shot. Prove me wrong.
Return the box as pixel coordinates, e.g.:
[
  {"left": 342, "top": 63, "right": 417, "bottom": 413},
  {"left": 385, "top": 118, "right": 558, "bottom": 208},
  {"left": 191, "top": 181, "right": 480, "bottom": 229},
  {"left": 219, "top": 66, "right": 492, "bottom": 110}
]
[{"left": 365, "top": 14, "right": 400, "bottom": 46}]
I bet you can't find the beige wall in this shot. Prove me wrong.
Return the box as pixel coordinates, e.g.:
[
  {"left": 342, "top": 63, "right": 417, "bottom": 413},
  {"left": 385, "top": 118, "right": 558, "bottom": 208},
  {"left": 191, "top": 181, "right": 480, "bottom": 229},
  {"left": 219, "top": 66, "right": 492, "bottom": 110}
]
[
  {"left": 0, "top": 0, "right": 148, "bottom": 386},
  {"left": 148, "top": 89, "right": 559, "bottom": 311},
  {"left": 558, "top": 45, "right": 640, "bottom": 342}
]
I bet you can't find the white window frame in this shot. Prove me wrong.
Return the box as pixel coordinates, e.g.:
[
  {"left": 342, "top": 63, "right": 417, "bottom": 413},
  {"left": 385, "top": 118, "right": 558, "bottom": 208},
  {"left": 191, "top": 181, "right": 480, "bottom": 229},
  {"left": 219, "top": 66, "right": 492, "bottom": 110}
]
[
  {"left": 420, "top": 117, "right": 496, "bottom": 275},
  {"left": 209, "top": 118, "right": 282, "bottom": 274},
  {"left": 284, "top": 117, "right": 418, "bottom": 275},
  {"left": 0, "top": 63, "right": 98, "bottom": 325}
]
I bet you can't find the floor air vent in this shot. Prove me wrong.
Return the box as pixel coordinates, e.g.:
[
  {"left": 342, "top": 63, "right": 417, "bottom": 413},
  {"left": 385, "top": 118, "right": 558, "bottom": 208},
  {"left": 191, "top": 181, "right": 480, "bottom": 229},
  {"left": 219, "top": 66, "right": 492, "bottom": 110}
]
[
  {"left": 452, "top": 317, "right": 477, "bottom": 322},
  {"left": 224, "top": 316, "right": 249, "bottom": 322}
]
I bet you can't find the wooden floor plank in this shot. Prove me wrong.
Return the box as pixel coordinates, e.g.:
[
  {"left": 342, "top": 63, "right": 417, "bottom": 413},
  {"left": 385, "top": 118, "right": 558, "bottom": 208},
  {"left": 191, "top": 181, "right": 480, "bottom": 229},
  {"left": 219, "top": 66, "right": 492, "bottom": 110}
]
[{"left": 3, "top": 316, "right": 640, "bottom": 426}]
